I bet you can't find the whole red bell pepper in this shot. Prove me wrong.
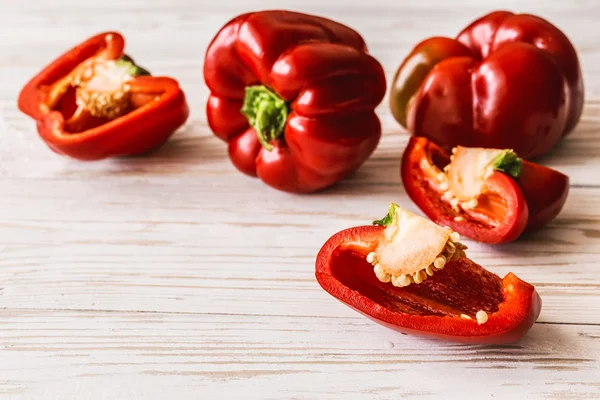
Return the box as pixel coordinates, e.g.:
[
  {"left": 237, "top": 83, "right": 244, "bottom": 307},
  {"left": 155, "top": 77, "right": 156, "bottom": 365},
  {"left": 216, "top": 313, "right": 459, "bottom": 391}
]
[
  {"left": 18, "top": 32, "right": 189, "bottom": 161},
  {"left": 203, "top": 10, "right": 386, "bottom": 193},
  {"left": 389, "top": 11, "right": 584, "bottom": 160},
  {"left": 315, "top": 203, "right": 541, "bottom": 344},
  {"left": 401, "top": 136, "right": 569, "bottom": 244}
]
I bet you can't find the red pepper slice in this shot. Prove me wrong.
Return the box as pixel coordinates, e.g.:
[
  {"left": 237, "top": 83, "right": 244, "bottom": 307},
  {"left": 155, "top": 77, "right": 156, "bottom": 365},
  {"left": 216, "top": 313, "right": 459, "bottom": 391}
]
[
  {"left": 315, "top": 203, "right": 541, "bottom": 344},
  {"left": 401, "top": 136, "right": 569, "bottom": 244},
  {"left": 18, "top": 32, "right": 189, "bottom": 161},
  {"left": 389, "top": 11, "right": 584, "bottom": 160},
  {"left": 203, "top": 11, "right": 386, "bottom": 193}
]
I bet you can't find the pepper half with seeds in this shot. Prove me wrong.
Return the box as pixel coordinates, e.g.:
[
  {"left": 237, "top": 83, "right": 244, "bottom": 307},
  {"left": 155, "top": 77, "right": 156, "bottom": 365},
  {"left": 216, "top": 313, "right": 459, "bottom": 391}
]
[
  {"left": 401, "top": 136, "right": 569, "bottom": 244},
  {"left": 18, "top": 32, "right": 189, "bottom": 160},
  {"left": 315, "top": 203, "right": 542, "bottom": 344}
]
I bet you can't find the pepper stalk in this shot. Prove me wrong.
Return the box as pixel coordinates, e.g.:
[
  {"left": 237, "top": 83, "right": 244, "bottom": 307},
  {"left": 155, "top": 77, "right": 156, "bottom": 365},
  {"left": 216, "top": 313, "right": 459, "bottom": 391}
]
[{"left": 241, "top": 85, "right": 289, "bottom": 151}]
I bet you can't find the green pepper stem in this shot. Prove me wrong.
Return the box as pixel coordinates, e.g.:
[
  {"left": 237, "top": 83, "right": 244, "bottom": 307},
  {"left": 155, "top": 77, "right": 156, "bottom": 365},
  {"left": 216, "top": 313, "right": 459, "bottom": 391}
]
[
  {"left": 241, "top": 85, "right": 289, "bottom": 151},
  {"left": 493, "top": 150, "right": 522, "bottom": 178},
  {"left": 373, "top": 202, "right": 400, "bottom": 227},
  {"left": 115, "top": 54, "right": 151, "bottom": 76}
]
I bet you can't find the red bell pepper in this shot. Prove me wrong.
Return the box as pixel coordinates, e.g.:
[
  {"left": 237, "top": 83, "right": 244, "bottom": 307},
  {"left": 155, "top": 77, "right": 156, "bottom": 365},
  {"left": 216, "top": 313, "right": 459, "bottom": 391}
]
[
  {"left": 18, "top": 32, "right": 189, "bottom": 161},
  {"left": 315, "top": 203, "right": 541, "bottom": 344},
  {"left": 203, "top": 10, "right": 386, "bottom": 193},
  {"left": 401, "top": 137, "right": 569, "bottom": 244},
  {"left": 389, "top": 10, "right": 584, "bottom": 160}
]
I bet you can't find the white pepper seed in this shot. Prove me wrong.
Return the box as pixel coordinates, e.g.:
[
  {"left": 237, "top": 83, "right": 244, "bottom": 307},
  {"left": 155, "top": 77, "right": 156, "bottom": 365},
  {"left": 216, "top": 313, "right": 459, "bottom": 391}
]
[
  {"left": 398, "top": 274, "right": 412, "bottom": 287},
  {"left": 446, "top": 241, "right": 456, "bottom": 253},
  {"left": 366, "top": 252, "right": 376, "bottom": 264},
  {"left": 392, "top": 274, "right": 411, "bottom": 287},
  {"left": 413, "top": 271, "right": 424, "bottom": 284},
  {"left": 433, "top": 256, "right": 446, "bottom": 270},
  {"left": 476, "top": 310, "right": 488, "bottom": 325},
  {"left": 450, "top": 232, "right": 460, "bottom": 243},
  {"left": 375, "top": 269, "right": 391, "bottom": 283},
  {"left": 468, "top": 199, "right": 479, "bottom": 209},
  {"left": 373, "top": 265, "right": 391, "bottom": 282}
]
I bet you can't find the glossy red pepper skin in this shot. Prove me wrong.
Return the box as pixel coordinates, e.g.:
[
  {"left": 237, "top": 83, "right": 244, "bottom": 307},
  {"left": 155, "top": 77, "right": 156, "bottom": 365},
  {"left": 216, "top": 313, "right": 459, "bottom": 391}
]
[
  {"left": 18, "top": 32, "right": 189, "bottom": 161},
  {"left": 389, "top": 11, "right": 584, "bottom": 160},
  {"left": 315, "top": 225, "right": 542, "bottom": 344},
  {"left": 401, "top": 137, "right": 569, "bottom": 244},
  {"left": 516, "top": 159, "right": 570, "bottom": 233},
  {"left": 204, "top": 11, "right": 386, "bottom": 193}
]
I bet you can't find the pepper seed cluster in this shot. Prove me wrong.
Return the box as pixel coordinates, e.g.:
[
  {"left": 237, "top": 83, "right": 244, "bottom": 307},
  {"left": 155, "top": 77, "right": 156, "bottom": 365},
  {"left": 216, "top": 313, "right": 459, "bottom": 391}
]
[
  {"left": 72, "top": 61, "right": 132, "bottom": 120},
  {"left": 367, "top": 231, "right": 467, "bottom": 288},
  {"left": 437, "top": 148, "right": 484, "bottom": 216}
]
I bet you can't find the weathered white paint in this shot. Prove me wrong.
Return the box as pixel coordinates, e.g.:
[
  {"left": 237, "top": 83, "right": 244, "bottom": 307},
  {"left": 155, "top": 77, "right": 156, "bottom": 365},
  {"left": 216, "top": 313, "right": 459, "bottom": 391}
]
[{"left": 1, "top": 0, "right": 599, "bottom": 398}]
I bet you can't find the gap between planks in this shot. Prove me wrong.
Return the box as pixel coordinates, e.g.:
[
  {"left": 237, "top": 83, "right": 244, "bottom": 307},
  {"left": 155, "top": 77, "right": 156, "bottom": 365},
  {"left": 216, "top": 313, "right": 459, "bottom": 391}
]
[{"left": 3, "top": 307, "right": 599, "bottom": 327}]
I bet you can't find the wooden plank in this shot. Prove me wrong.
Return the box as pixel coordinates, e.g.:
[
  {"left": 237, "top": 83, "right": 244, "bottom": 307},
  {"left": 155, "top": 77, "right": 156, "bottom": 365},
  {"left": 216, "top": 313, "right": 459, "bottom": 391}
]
[
  {"left": 1, "top": 309, "right": 599, "bottom": 399},
  {"left": 1, "top": 0, "right": 599, "bottom": 398},
  {"left": 1, "top": 180, "right": 599, "bottom": 324}
]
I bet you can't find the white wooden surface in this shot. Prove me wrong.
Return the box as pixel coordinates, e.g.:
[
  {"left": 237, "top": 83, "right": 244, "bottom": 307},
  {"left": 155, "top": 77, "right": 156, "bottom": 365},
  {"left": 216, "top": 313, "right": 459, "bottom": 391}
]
[{"left": 1, "top": 0, "right": 599, "bottom": 398}]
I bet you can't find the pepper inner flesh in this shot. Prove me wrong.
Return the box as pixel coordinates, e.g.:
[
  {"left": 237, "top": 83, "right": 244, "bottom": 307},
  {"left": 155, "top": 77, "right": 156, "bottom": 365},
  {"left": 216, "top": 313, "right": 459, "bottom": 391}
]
[
  {"left": 369, "top": 205, "right": 467, "bottom": 287},
  {"left": 47, "top": 56, "right": 152, "bottom": 133},
  {"left": 420, "top": 144, "right": 512, "bottom": 228},
  {"left": 332, "top": 246, "right": 503, "bottom": 317}
]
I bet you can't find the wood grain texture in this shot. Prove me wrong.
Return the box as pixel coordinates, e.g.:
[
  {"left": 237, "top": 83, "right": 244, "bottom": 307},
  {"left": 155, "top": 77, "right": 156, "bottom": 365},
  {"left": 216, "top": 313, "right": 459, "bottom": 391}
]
[
  {"left": 1, "top": 0, "right": 599, "bottom": 398},
  {"left": 1, "top": 310, "right": 599, "bottom": 399}
]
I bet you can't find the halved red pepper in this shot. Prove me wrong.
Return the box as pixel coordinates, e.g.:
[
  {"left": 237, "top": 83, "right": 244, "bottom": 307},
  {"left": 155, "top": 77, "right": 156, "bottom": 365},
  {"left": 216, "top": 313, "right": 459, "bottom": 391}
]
[
  {"left": 389, "top": 11, "right": 584, "bottom": 160},
  {"left": 315, "top": 203, "right": 541, "bottom": 344},
  {"left": 401, "top": 136, "right": 569, "bottom": 244},
  {"left": 18, "top": 32, "right": 189, "bottom": 161},
  {"left": 203, "top": 10, "right": 386, "bottom": 193}
]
